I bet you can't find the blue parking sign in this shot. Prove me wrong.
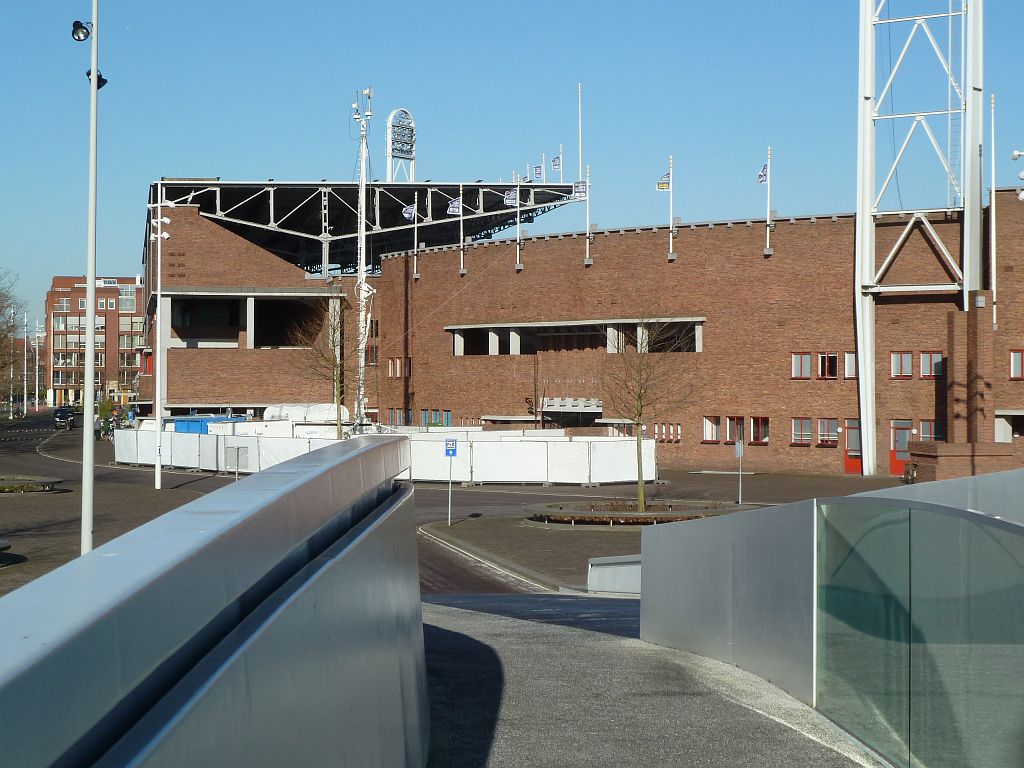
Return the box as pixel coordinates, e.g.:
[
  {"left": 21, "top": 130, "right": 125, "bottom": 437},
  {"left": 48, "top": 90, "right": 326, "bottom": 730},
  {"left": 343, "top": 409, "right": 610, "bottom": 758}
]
[{"left": 444, "top": 439, "right": 457, "bottom": 458}]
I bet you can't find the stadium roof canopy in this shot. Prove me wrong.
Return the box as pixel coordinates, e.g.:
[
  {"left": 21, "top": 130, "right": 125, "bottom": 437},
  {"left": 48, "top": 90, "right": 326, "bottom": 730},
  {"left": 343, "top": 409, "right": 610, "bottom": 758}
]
[{"left": 147, "top": 179, "right": 578, "bottom": 275}]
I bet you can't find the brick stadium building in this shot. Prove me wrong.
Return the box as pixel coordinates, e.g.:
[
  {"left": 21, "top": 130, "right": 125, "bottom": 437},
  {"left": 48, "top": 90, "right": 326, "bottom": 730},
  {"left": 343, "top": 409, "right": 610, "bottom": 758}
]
[
  {"left": 44, "top": 276, "right": 146, "bottom": 407},
  {"left": 136, "top": 177, "right": 1024, "bottom": 480}
]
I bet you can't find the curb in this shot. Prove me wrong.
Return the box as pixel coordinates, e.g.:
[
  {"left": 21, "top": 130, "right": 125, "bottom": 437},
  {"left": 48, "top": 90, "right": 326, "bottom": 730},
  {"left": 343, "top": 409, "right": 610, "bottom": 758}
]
[{"left": 418, "top": 523, "right": 560, "bottom": 592}]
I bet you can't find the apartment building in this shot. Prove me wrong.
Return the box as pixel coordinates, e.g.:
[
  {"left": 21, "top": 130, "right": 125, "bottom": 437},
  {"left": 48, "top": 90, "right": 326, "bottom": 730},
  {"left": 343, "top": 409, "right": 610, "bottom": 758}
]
[{"left": 44, "top": 276, "right": 146, "bottom": 406}]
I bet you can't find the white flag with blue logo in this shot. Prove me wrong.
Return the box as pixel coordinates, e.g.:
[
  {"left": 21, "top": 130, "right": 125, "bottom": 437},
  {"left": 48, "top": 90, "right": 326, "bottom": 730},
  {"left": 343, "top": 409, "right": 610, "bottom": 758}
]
[
  {"left": 551, "top": 155, "right": 561, "bottom": 172},
  {"left": 757, "top": 163, "right": 768, "bottom": 184},
  {"left": 447, "top": 197, "right": 462, "bottom": 216},
  {"left": 401, "top": 204, "right": 415, "bottom": 222},
  {"left": 503, "top": 189, "right": 518, "bottom": 207},
  {"left": 533, "top": 165, "right": 542, "bottom": 179}
]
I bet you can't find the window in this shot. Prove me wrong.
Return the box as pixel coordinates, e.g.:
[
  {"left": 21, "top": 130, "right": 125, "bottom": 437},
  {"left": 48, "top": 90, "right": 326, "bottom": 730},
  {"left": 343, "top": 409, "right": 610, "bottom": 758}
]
[
  {"left": 431, "top": 409, "right": 441, "bottom": 424},
  {"left": 443, "top": 410, "right": 452, "bottom": 427},
  {"left": 54, "top": 298, "right": 70, "bottom": 312},
  {"left": 702, "top": 416, "right": 720, "bottom": 443},
  {"left": 791, "top": 417, "right": 812, "bottom": 445},
  {"left": 119, "top": 285, "right": 136, "bottom": 313},
  {"left": 108, "top": 298, "right": 116, "bottom": 311},
  {"left": 920, "top": 351, "right": 944, "bottom": 378},
  {"left": 791, "top": 353, "right": 811, "bottom": 379},
  {"left": 52, "top": 315, "right": 67, "bottom": 331},
  {"left": 817, "top": 353, "right": 838, "bottom": 379},
  {"left": 1011, "top": 350, "right": 1023, "bottom": 380},
  {"left": 420, "top": 409, "right": 429, "bottom": 427},
  {"left": 817, "top": 418, "right": 839, "bottom": 446},
  {"left": 725, "top": 416, "right": 744, "bottom": 444},
  {"left": 369, "top": 318, "right": 379, "bottom": 338},
  {"left": 890, "top": 351, "right": 913, "bottom": 378},
  {"left": 844, "top": 352, "right": 857, "bottom": 379},
  {"left": 751, "top": 417, "right": 769, "bottom": 445},
  {"left": 365, "top": 345, "right": 378, "bottom": 366},
  {"left": 98, "top": 299, "right": 106, "bottom": 311},
  {"left": 95, "top": 352, "right": 105, "bottom": 367},
  {"left": 920, "top": 420, "right": 944, "bottom": 441},
  {"left": 78, "top": 298, "right": 86, "bottom": 310},
  {"left": 387, "top": 358, "right": 394, "bottom": 378}
]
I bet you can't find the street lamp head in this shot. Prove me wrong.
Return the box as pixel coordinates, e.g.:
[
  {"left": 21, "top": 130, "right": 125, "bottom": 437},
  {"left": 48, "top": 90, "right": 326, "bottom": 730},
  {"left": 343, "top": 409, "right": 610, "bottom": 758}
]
[
  {"left": 86, "top": 70, "right": 108, "bottom": 90},
  {"left": 71, "top": 20, "right": 91, "bottom": 42},
  {"left": 1012, "top": 150, "right": 1024, "bottom": 161}
]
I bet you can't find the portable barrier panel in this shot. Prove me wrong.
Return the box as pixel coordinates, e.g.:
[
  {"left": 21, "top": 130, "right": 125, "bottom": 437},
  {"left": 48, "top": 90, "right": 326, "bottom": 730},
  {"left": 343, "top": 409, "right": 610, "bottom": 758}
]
[
  {"left": 259, "top": 438, "right": 312, "bottom": 470},
  {"left": 408, "top": 439, "right": 471, "bottom": 482},
  {"left": 223, "top": 437, "right": 261, "bottom": 473},
  {"left": 589, "top": 439, "right": 656, "bottom": 482},
  {"left": 546, "top": 442, "right": 591, "bottom": 484},
  {"left": 170, "top": 433, "right": 201, "bottom": 468},
  {"left": 199, "top": 435, "right": 221, "bottom": 471},
  {"left": 472, "top": 441, "right": 548, "bottom": 483},
  {"left": 113, "top": 430, "right": 139, "bottom": 465}
]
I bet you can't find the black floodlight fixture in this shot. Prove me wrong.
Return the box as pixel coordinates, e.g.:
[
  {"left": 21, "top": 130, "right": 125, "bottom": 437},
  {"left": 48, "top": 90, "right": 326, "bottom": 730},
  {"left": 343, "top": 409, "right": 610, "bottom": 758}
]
[
  {"left": 86, "top": 70, "right": 108, "bottom": 90},
  {"left": 71, "top": 20, "right": 91, "bottom": 42}
]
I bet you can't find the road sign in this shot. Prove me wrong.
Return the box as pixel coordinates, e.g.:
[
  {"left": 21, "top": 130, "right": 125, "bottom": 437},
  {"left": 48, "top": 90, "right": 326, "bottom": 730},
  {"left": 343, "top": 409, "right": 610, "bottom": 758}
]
[{"left": 445, "top": 439, "right": 457, "bottom": 458}]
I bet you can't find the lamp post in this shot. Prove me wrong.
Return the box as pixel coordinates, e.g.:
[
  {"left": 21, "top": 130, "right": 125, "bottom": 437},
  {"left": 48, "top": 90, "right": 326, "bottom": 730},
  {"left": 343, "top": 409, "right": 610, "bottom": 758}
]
[
  {"left": 148, "top": 187, "right": 170, "bottom": 490},
  {"left": 73, "top": 4, "right": 101, "bottom": 555},
  {"left": 352, "top": 87, "right": 373, "bottom": 432}
]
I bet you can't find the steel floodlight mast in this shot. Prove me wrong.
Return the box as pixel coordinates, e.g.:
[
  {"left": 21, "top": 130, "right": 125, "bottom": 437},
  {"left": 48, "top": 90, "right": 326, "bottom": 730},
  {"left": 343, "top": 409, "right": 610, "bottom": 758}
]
[
  {"left": 855, "top": 0, "right": 983, "bottom": 477},
  {"left": 385, "top": 108, "right": 415, "bottom": 183}
]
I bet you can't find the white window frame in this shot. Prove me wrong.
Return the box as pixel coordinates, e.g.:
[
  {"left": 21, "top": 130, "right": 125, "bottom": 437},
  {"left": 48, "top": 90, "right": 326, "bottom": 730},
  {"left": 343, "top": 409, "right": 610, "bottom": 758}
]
[
  {"left": 844, "top": 352, "right": 857, "bottom": 379},
  {"left": 702, "top": 416, "right": 721, "bottom": 442}
]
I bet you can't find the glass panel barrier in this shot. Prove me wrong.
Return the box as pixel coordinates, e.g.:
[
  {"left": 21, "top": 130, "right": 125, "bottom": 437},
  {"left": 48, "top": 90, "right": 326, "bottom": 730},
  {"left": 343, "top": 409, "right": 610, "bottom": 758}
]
[
  {"left": 909, "top": 508, "right": 1024, "bottom": 768},
  {"left": 818, "top": 499, "right": 1024, "bottom": 768},
  {"left": 817, "top": 502, "right": 911, "bottom": 768}
]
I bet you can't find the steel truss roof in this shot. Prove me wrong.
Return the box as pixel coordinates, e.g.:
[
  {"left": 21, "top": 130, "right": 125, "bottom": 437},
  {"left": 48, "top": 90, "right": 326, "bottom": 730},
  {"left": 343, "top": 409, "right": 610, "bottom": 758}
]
[{"left": 147, "top": 180, "right": 576, "bottom": 276}]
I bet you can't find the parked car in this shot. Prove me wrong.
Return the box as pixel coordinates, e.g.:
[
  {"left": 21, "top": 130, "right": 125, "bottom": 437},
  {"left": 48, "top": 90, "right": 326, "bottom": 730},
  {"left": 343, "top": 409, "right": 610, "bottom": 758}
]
[{"left": 54, "top": 407, "right": 76, "bottom": 430}]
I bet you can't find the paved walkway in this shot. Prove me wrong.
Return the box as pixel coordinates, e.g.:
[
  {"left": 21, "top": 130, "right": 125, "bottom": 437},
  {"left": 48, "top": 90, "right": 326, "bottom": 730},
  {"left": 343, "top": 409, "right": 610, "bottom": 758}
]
[{"left": 424, "top": 595, "right": 888, "bottom": 768}]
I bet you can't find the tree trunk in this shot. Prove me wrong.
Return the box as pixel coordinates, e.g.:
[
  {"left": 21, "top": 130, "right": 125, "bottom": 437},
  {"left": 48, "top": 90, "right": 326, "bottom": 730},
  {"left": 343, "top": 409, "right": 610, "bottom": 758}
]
[{"left": 635, "top": 424, "right": 645, "bottom": 513}]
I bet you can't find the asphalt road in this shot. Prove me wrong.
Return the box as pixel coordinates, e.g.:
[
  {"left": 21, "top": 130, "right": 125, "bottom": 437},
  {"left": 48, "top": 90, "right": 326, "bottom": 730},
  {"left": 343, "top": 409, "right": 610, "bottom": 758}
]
[{"left": 0, "top": 411, "right": 539, "bottom": 597}]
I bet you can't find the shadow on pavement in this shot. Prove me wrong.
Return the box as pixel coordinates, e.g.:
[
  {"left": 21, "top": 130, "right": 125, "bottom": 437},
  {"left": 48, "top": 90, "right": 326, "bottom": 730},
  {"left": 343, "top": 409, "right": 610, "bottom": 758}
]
[
  {"left": 424, "top": 624, "right": 502, "bottom": 768},
  {"left": 424, "top": 594, "right": 640, "bottom": 639}
]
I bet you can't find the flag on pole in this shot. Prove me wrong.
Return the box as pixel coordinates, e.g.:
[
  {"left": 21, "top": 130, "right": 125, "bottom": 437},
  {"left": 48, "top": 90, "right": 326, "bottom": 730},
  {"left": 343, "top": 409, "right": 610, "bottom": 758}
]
[
  {"left": 551, "top": 155, "right": 561, "bottom": 172},
  {"left": 757, "top": 163, "right": 769, "bottom": 184},
  {"left": 533, "top": 165, "right": 542, "bottom": 179},
  {"left": 657, "top": 171, "right": 671, "bottom": 191},
  {"left": 401, "top": 204, "right": 415, "bottom": 222},
  {"left": 503, "top": 189, "right": 518, "bottom": 207},
  {"left": 447, "top": 197, "right": 462, "bottom": 216},
  {"left": 573, "top": 180, "right": 587, "bottom": 200}
]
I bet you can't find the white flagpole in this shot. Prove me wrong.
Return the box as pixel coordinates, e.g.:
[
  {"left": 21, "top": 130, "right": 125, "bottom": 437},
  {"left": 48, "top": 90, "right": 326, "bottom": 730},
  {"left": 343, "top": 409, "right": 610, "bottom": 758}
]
[
  {"left": 765, "top": 145, "right": 773, "bottom": 253},
  {"left": 584, "top": 164, "right": 592, "bottom": 265},
  {"left": 991, "top": 94, "right": 997, "bottom": 328},
  {"left": 516, "top": 179, "right": 522, "bottom": 270},
  {"left": 542, "top": 153, "right": 546, "bottom": 183},
  {"left": 22, "top": 313, "right": 27, "bottom": 415},
  {"left": 578, "top": 82, "right": 583, "bottom": 181},
  {"left": 413, "top": 190, "right": 419, "bottom": 278},
  {"left": 668, "top": 154, "right": 674, "bottom": 257},
  {"left": 459, "top": 183, "right": 465, "bottom": 275},
  {"left": 559, "top": 143, "right": 564, "bottom": 183}
]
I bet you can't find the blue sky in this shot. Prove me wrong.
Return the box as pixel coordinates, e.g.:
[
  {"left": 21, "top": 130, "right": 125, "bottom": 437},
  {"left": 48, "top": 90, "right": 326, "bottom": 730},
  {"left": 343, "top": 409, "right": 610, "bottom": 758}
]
[{"left": 1, "top": 1, "right": 1021, "bottom": 314}]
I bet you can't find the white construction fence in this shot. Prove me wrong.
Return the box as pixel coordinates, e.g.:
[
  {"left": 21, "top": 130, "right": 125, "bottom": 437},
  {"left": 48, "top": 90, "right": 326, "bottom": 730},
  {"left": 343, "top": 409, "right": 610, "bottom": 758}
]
[{"left": 115, "top": 426, "right": 656, "bottom": 485}]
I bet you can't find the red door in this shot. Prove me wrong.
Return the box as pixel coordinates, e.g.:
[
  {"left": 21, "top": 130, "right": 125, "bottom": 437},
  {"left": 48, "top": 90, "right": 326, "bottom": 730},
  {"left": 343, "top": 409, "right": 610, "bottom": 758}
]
[
  {"left": 844, "top": 418, "right": 862, "bottom": 475},
  {"left": 890, "top": 420, "right": 913, "bottom": 476}
]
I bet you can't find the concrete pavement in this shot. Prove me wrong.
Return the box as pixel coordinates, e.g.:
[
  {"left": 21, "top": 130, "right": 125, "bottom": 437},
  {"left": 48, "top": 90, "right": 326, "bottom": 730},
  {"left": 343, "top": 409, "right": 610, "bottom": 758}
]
[{"left": 424, "top": 596, "right": 888, "bottom": 768}]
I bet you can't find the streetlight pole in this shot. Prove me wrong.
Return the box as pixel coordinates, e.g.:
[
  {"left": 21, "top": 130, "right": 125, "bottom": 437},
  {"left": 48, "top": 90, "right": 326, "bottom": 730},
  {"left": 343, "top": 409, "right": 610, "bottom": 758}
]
[
  {"left": 149, "top": 184, "right": 170, "bottom": 490},
  {"left": 73, "top": 1, "right": 100, "bottom": 555},
  {"left": 352, "top": 87, "right": 373, "bottom": 432}
]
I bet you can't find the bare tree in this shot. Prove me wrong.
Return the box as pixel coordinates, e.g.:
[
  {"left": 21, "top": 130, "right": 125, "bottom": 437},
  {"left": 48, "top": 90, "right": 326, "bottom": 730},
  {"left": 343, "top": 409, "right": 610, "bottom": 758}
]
[
  {"left": 0, "top": 272, "right": 25, "bottom": 418},
  {"left": 287, "top": 293, "right": 347, "bottom": 438},
  {"left": 601, "top": 318, "right": 696, "bottom": 512}
]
